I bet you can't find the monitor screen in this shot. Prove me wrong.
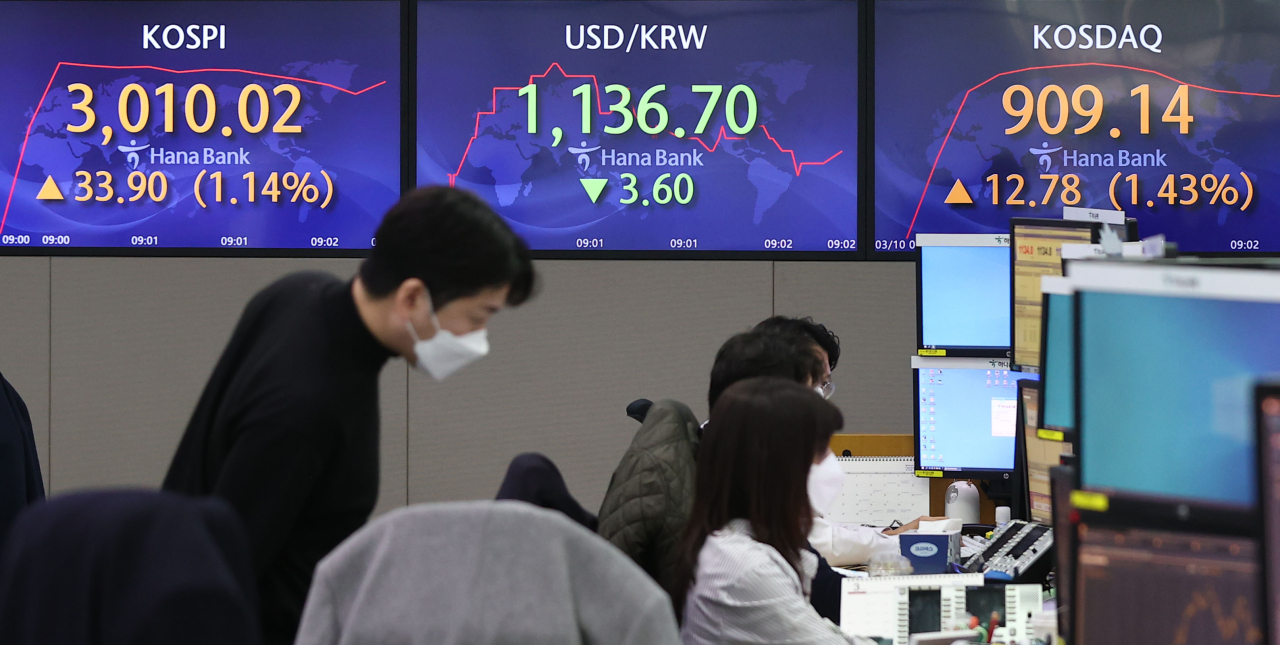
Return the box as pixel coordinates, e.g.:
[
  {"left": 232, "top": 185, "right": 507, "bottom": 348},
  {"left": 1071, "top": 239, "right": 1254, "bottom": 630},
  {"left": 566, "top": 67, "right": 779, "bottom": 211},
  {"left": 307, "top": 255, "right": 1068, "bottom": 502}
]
[
  {"left": 1076, "top": 264, "right": 1280, "bottom": 508},
  {"left": 1020, "top": 381, "right": 1067, "bottom": 524},
  {"left": 916, "top": 362, "right": 1039, "bottom": 474},
  {"left": 1074, "top": 525, "right": 1262, "bottom": 645},
  {"left": 1011, "top": 221, "right": 1094, "bottom": 369},
  {"left": 874, "top": 0, "right": 1280, "bottom": 254},
  {"left": 1040, "top": 292, "right": 1075, "bottom": 433},
  {"left": 0, "top": 1, "right": 401, "bottom": 252},
  {"left": 1049, "top": 465, "right": 1076, "bottom": 642},
  {"left": 1256, "top": 384, "right": 1280, "bottom": 645},
  {"left": 417, "top": 0, "right": 859, "bottom": 254},
  {"left": 919, "top": 242, "right": 1011, "bottom": 351}
]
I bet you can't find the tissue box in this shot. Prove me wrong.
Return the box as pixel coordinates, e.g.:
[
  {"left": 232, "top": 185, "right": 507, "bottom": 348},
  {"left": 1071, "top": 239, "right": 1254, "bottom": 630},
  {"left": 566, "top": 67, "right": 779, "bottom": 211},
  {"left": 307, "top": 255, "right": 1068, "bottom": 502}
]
[{"left": 899, "top": 530, "right": 961, "bottom": 574}]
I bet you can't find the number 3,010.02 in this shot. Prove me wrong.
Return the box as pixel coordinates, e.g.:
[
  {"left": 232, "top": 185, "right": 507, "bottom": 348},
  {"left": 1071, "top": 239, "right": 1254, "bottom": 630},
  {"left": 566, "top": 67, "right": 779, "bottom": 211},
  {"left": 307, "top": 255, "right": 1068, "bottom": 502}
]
[{"left": 67, "top": 82, "right": 304, "bottom": 136}]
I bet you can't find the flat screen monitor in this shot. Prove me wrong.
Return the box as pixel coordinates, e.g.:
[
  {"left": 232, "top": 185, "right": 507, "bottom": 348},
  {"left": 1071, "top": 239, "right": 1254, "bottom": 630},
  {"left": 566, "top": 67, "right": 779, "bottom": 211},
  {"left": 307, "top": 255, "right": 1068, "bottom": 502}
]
[
  {"left": 1038, "top": 280, "right": 1075, "bottom": 436},
  {"left": 1016, "top": 380, "right": 1067, "bottom": 524},
  {"left": 1049, "top": 465, "right": 1076, "bottom": 643},
  {"left": 416, "top": 0, "right": 859, "bottom": 255},
  {"left": 1010, "top": 219, "right": 1096, "bottom": 370},
  {"left": 1256, "top": 383, "right": 1280, "bottom": 645},
  {"left": 0, "top": 1, "right": 402, "bottom": 253},
  {"left": 873, "top": 0, "right": 1280, "bottom": 255},
  {"left": 1073, "top": 523, "right": 1262, "bottom": 645},
  {"left": 914, "top": 356, "right": 1039, "bottom": 477},
  {"left": 917, "top": 234, "right": 1011, "bottom": 356},
  {"left": 1075, "top": 262, "right": 1280, "bottom": 510}
]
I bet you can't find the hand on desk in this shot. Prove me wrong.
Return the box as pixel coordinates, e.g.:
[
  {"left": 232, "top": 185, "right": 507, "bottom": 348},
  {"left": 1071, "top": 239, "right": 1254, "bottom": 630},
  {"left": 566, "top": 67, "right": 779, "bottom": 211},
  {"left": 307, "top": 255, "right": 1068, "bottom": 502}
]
[{"left": 882, "top": 516, "right": 947, "bottom": 536}]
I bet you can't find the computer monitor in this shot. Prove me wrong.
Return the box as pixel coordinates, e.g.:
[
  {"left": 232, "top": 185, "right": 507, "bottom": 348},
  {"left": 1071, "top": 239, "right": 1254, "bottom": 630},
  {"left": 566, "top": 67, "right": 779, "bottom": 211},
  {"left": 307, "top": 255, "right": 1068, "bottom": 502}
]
[
  {"left": 1075, "top": 262, "right": 1280, "bottom": 514},
  {"left": 1073, "top": 520, "right": 1262, "bottom": 645},
  {"left": 913, "top": 356, "right": 1039, "bottom": 477},
  {"left": 1049, "top": 465, "right": 1076, "bottom": 643},
  {"left": 1010, "top": 219, "right": 1097, "bottom": 371},
  {"left": 1256, "top": 383, "right": 1280, "bottom": 645},
  {"left": 1038, "top": 278, "right": 1075, "bottom": 438},
  {"left": 917, "top": 234, "right": 1011, "bottom": 357},
  {"left": 1012, "top": 380, "right": 1038, "bottom": 521},
  {"left": 1015, "top": 380, "right": 1067, "bottom": 524}
]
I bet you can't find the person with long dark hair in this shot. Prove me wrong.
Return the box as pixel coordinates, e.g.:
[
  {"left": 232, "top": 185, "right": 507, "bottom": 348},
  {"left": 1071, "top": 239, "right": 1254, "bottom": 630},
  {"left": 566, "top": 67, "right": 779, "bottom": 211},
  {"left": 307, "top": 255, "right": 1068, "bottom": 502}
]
[{"left": 676, "top": 377, "right": 867, "bottom": 645}]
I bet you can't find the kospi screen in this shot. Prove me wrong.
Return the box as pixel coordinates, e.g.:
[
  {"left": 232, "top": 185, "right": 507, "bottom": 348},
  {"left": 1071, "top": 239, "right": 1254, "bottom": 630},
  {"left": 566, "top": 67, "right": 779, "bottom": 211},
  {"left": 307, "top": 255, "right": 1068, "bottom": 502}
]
[
  {"left": 417, "top": 1, "right": 859, "bottom": 254},
  {"left": 0, "top": 1, "right": 401, "bottom": 252},
  {"left": 874, "top": 1, "right": 1280, "bottom": 254}
]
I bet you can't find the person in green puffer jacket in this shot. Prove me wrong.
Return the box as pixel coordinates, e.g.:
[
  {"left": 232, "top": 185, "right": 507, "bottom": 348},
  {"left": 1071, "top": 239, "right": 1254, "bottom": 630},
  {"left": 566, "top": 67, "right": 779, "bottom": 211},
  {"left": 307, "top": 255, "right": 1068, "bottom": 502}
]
[{"left": 597, "top": 330, "right": 824, "bottom": 602}]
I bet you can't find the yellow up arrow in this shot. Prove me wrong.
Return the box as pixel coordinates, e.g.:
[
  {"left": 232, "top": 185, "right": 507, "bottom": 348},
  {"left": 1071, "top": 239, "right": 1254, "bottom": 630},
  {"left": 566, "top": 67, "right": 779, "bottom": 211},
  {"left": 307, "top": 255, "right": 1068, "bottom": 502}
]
[
  {"left": 943, "top": 179, "right": 973, "bottom": 205},
  {"left": 36, "top": 176, "right": 64, "bottom": 201}
]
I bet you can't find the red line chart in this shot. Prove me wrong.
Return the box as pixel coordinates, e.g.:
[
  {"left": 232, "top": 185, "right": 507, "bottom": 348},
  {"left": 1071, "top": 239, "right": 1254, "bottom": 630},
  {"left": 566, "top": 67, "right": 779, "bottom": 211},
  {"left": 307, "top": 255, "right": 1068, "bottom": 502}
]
[
  {"left": 2, "top": 62, "right": 387, "bottom": 235},
  {"left": 445, "top": 62, "right": 843, "bottom": 187},
  {"left": 903, "top": 62, "right": 1280, "bottom": 240}
]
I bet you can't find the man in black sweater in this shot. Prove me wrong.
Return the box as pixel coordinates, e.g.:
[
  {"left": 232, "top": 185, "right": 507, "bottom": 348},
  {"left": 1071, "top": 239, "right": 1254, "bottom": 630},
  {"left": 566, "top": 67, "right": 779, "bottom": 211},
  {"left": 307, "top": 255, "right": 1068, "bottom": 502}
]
[{"left": 163, "top": 187, "right": 535, "bottom": 645}]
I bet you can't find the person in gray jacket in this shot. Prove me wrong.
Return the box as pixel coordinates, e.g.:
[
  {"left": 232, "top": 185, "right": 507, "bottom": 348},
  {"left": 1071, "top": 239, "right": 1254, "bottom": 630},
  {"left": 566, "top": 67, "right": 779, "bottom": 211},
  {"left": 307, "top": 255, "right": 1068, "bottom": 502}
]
[
  {"left": 294, "top": 500, "right": 679, "bottom": 645},
  {"left": 596, "top": 331, "right": 823, "bottom": 600}
]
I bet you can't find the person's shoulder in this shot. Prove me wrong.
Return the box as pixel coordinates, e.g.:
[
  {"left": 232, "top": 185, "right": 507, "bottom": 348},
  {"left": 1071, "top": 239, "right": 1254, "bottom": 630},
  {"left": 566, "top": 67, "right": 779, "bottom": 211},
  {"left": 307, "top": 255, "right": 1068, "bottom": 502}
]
[
  {"left": 260, "top": 271, "right": 342, "bottom": 299},
  {"left": 629, "top": 399, "right": 699, "bottom": 449},
  {"left": 699, "top": 526, "right": 780, "bottom": 573},
  {"left": 242, "top": 271, "right": 341, "bottom": 320},
  {"left": 702, "top": 527, "right": 806, "bottom": 592}
]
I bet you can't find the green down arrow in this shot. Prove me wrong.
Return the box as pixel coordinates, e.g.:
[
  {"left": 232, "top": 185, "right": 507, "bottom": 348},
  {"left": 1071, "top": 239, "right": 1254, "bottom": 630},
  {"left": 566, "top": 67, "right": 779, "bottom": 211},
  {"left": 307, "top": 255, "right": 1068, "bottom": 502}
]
[{"left": 579, "top": 178, "right": 608, "bottom": 204}]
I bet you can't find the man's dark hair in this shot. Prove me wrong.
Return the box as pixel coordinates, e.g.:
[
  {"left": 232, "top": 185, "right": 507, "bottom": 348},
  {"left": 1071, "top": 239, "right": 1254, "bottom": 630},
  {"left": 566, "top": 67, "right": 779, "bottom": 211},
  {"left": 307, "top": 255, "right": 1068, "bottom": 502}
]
[
  {"left": 754, "top": 316, "right": 841, "bottom": 371},
  {"left": 707, "top": 331, "right": 824, "bottom": 410},
  {"left": 675, "top": 377, "right": 843, "bottom": 613},
  {"left": 359, "top": 186, "right": 536, "bottom": 309}
]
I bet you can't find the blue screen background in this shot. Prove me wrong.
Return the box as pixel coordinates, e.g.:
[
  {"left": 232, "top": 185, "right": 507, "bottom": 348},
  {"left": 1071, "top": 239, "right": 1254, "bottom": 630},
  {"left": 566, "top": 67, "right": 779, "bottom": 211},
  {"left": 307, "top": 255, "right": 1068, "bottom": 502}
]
[
  {"left": 1041, "top": 293, "right": 1075, "bottom": 430},
  {"left": 0, "top": 1, "right": 401, "bottom": 250},
  {"left": 920, "top": 246, "right": 1011, "bottom": 348},
  {"left": 417, "top": 1, "right": 859, "bottom": 252},
  {"left": 919, "top": 367, "right": 1038, "bottom": 471},
  {"left": 875, "top": 0, "right": 1280, "bottom": 253},
  {"left": 1079, "top": 292, "right": 1280, "bottom": 507}
]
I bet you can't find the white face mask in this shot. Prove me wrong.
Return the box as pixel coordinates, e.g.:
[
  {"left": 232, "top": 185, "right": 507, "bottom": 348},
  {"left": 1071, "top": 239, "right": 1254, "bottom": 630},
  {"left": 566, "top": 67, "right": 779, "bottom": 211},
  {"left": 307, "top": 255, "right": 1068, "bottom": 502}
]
[
  {"left": 406, "top": 316, "right": 489, "bottom": 381},
  {"left": 807, "top": 452, "right": 845, "bottom": 517}
]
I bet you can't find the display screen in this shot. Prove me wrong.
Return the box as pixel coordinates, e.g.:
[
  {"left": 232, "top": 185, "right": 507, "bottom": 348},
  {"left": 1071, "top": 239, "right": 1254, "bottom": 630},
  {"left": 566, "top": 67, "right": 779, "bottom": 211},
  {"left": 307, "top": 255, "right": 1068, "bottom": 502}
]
[
  {"left": 417, "top": 0, "right": 858, "bottom": 253},
  {"left": 1011, "top": 223, "right": 1093, "bottom": 369},
  {"left": 1078, "top": 291, "right": 1280, "bottom": 507},
  {"left": 875, "top": 1, "right": 1280, "bottom": 253},
  {"left": 1074, "top": 526, "right": 1261, "bottom": 645},
  {"left": 1258, "top": 388, "right": 1280, "bottom": 645},
  {"left": 920, "top": 245, "right": 1011, "bottom": 350},
  {"left": 1040, "top": 292, "right": 1075, "bottom": 432},
  {"left": 0, "top": 1, "right": 401, "bottom": 251},
  {"left": 1020, "top": 382, "right": 1065, "bottom": 524},
  {"left": 917, "top": 366, "right": 1038, "bottom": 473}
]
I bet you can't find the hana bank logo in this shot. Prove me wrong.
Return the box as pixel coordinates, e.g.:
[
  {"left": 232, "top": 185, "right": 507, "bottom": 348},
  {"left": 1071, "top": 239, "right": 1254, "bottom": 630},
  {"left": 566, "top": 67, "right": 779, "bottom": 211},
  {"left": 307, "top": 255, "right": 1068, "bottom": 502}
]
[
  {"left": 909, "top": 542, "right": 939, "bottom": 558},
  {"left": 567, "top": 141, "right": 601, "bottom": 171},
  {"left": 1030, "top": 142, "right": 1063, "bottom": 173},
  {"left": 118, "top": 139, "right": 150, "bottom": 170}
]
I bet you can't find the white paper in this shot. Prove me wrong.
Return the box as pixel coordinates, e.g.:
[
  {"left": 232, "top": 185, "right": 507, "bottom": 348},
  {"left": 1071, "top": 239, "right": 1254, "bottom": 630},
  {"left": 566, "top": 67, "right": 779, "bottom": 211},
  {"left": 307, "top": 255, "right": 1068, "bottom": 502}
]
[
  {"left": 917, "top": 518, "right": 964, "bottom": 533},
  {"left": 991, "top": 398, "right": 1018, "bottom": 437},
  {"left": 826, "top": 457, "right": 930, "bottom": 526}
]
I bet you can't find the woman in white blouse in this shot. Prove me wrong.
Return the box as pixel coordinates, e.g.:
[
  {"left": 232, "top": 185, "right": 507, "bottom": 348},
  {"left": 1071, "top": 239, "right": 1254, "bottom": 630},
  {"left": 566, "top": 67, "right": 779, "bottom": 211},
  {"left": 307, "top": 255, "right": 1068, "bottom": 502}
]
[{"left": 675, "top": 377, "right": 871, "bottom": 645}]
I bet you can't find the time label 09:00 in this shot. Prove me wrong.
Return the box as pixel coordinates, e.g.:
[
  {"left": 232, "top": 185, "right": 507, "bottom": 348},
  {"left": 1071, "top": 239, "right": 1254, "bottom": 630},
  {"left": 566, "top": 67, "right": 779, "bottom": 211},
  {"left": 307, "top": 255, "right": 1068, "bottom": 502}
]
[{"left": 2, "top": 235, "right": 69, "bottom": 245}]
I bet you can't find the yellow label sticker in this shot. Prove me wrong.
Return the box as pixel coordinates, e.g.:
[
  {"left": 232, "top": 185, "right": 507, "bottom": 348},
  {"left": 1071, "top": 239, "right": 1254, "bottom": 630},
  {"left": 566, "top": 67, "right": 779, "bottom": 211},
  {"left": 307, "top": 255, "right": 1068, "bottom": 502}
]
[
  {"left": 915, "top": 470, "right": 943, "bottom": 478},
  {"left": 1071, "top": 490, "right": 1109, "bottom": 512},
  {"left": 918, "top": 349, "right": 947, "bottom": 357},
  {"left": 1037, "top": 429, "right": 1066, "bottom": 442}
]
